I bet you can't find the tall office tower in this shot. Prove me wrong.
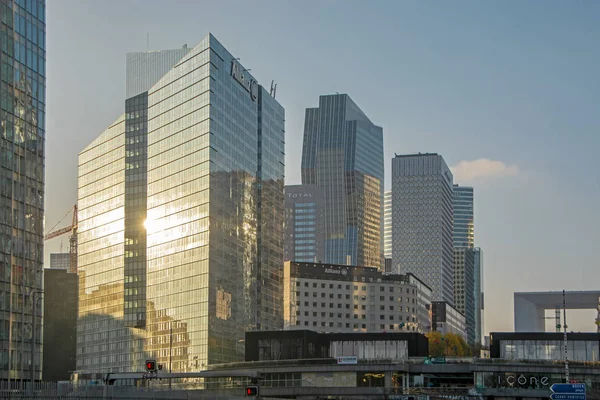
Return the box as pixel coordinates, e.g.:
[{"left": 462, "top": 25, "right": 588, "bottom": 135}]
[
  {"left": 453, "top": 185, "right": 474, "bottom": 248},
  {"left": 0, "top": 0, "right": 46, "bottom": 381},
  {"left": 77, "top": 34, "right": 285, "bottom": 376},
  {"left": 383, "top": 190, "right": 392, "bottom": 259},
  {"left": 392, "top": 154, "right": 454, "bottom": 303},
  {"left": 284, "top": 185, "right": 324, "bottom": 263},
  {"left": 453, "top": 248, "right": 475, "bottom": 344},
  {"left": 301, "top": 94, "right": 383, "bottom": 268},
  {"left": 474, "top": 247, "right": 484, "bottom": 343}
]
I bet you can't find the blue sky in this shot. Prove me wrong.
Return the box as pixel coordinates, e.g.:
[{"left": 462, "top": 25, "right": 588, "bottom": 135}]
[{"left": 45, "top": 1, "right": 600, "bottom": 333}]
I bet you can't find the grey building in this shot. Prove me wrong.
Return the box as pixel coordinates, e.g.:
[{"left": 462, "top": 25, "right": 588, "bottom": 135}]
[
  {"left": 430, "top": 301, "right": 467, "bottom": 340},
  {"left": 383, "top": 190, "right": 392, "bottom": 259},
  {"left": 453, "top": 185, "right": 474, "bottom": 248},
  {"left": 77, "top": 34, "right": 285, "bottom": 375},
  {"left": 391, "top": 154, "right": 454, "bottom": 303},
  {"left": 43, "top": 269, "right": 77, "bottom": 382},
  {"left": 283, "top": 261, "right": 432, "bottom": 334},
  {"left": 49, "top": 253, "right": 70, "bottom": 271},
  {"left": 284, "top": 185, "right": 324, "bottom": 263},
  {"left": 0, "top": 0, "right": 46, "bottom": 381},
  {"left": 453, "top": 248, "right": 475, "bottom": 344},
  {"left": 301, "top": 94, "right": 384, "bottom": 268}
]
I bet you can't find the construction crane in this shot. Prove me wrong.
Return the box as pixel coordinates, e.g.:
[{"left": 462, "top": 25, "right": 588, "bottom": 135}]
[{"left": 44, "top": 204, "right": 78, "bottom": 274}]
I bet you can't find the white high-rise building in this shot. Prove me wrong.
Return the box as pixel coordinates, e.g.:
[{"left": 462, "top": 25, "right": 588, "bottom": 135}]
[{"left": 391, "top": 154, "right": 454, "bottom": 303}]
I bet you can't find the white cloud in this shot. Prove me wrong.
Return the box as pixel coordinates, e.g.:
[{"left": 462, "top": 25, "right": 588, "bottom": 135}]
[{"left": 451, "top": 158, "right": 519, "bottom": 182}]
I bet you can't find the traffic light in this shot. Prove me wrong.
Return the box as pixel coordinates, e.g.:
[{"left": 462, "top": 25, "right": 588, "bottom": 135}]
[
  {"left": 145, "top": 359, "right": 157, "bottom": 372},
  {"left": 246, "top": 385, "right": 259, "bottom": 397}
]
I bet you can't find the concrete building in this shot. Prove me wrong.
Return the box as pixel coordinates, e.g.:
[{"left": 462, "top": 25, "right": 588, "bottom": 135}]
[
  {"left": 42, "top": 269, "right": 77, "bottom": 382},
  {"left": 0, "top": 0, "right": 46, "bottom": 382},
  {"left": 49, "top": 253, "right": 71, "bottom": 271},
  {"left": 284, "top": 185, "right": 324, "bottom": 263},
  {"left": 514, "top": 291, "right": 600, "bottom": 332},
  {"left": 391, "top": 154, "right": 454, "bottom": 303},
  {"left": 283, "top": 261, "right": 432, "bottom": 334},
  {"left": 453, "top": 248, "right": 475, "bottom": 344},
  {"left": 301, "top": 94, "right": 384, "bottom": 268},
  {"left": 77, "top": 34, "right": 285, "bottom": 374},
  {"left": 383, "top": 190, "right": 392, "bottom": 260},
  {"left": 430, "top": 301, "right": 467, "bottom": 340},
  {"left": 453, "top": 185, "right": 474, "bottom": 248}
]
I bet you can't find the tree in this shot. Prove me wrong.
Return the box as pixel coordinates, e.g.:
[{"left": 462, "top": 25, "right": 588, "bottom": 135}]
[{"left": 426, "top": 332, "right": 471, "bottom": 357}]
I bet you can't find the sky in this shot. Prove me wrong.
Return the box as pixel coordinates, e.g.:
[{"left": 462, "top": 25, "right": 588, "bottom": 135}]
[{"left": 44, "top": 0, "right": 600, "bottom": 334}]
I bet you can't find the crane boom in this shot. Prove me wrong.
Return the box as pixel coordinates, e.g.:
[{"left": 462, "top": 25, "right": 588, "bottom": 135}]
[
  {"left": 44, "top": 225, "right": 73, "bottom": 240},
  {"left": 44, "top": 204, "right": 78, "bottom": 274}
]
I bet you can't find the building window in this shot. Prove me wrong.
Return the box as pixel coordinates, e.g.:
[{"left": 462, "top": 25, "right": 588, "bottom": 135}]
[
  {"left": 380, "top": 305, "right": 385, "bottom": 311},
  {"left": 320, "top": 283, "right": 325, "bottom": 288},
  {"left": 296, "top": 321, "right": 301, "bottom": 325},
  {"left": 380, "top": 296, "right": 385, "bottom": 301},
  {"left": 346, "top": 285, "right": 350, "bottom": 290},
  {"left": 313, "top": 322, "right": 317, "bottom": 326},
  {"left": 389, "top": 325, "right": 394, "bottom": 330},
  {"left": 304, "top": 311, "right": 309, "bottom": 316},
  {"left": 304, "top": 282, "right": 309, "bottom": 287},
  {"left": 380, "top": 324, "right": 385, "bottom": 329},
  {"left": 313, "top": 312, "right": 317, "bottom": 316},
  {"left": 380, "top": 315, "right": 385, "bottom": 320},
  {"left": 389, "top": 287, "right": 394, "bottom": 292},
  {"left": 380, "top": 287, "right": 385, "bottom": 292}
]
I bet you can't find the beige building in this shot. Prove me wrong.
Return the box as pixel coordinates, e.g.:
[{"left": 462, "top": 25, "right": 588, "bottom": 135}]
[{"left": 283, "top": 261, "right": 432, "bottom": 334}]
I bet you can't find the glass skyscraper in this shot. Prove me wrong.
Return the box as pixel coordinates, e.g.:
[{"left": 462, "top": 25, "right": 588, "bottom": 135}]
[
  {"left": 301, "top": 94, "right": 383, "bottom": 268},
  {"left": 0, "top": 0, "right": 46, "bottom": 381},
  {"left": 284, "top": 184, "right": 324, "bottom": 263},
  {"left": 453, "top": 185, "right": 474, "bottom": 248},
  {"left": 77, "top": 34, "right": 284, "bottom": 375},
  {"left": 391, "top": 154, "right": 454, "bottom": 303}
]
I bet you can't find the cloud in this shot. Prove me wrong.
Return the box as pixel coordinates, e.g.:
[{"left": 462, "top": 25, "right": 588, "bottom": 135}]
[{"left": 451, "top": 158, "right": 519, "bottom": 182}]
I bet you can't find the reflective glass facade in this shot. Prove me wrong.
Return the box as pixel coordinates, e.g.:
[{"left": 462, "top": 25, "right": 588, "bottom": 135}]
[
  {"left": 77, "top": 34, "right": 284, "bottom": 374},
  {"left": 301, "top": 94, "right": 383, "bottom": 268},
  {"left": 453, "top": 185, "right": 474, "bottom": 248},
  {"left": 391, "top": 154, "right": 454, "bottom": 303},
  {"left": 284, "top": 184, "right": 324, "bottom": 263},
  {"left": 0, "top": 0, "right": 46, "bottom": 381}
]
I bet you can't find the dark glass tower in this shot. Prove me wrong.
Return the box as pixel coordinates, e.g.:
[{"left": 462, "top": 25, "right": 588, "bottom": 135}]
[
  {"left": 301, "top": 94, "right": 383, "bottom": 268},
  {"left": 0, "top": 0, "right": 46, "bottom": 381}
]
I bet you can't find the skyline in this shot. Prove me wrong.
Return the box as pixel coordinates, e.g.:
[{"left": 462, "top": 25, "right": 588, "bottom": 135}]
[{"left": 44, "top": 0, "right": 600, "bottom": 334}]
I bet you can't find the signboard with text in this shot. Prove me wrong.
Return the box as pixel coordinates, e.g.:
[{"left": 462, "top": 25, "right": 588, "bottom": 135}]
[{"left": 337, "top": 356, "right": 358, "bottom": 365}]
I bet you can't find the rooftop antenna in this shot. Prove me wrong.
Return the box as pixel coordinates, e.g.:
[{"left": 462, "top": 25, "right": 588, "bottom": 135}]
[
  {"left": 270, "top": 80, "right": 277, "bottom": 98},
  {"left": 147, "top": 33, "right": 149, "bottom": 52}
]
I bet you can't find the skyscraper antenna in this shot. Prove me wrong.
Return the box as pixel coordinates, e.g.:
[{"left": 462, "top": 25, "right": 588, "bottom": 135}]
[{"left": 147, "top": 33, "right": 149, "bottom": 52}]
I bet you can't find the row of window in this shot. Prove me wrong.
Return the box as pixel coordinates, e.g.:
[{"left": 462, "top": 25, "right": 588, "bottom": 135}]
[{"left": 295, "top": 320, "right": 417, "bottom": 331}]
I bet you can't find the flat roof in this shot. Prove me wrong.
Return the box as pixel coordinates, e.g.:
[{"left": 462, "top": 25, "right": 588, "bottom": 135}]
[{"left": 514, "top": 291, "right": 600, "bottom": 309}]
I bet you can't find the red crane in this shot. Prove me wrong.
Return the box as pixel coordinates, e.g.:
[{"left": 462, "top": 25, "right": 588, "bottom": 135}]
[{"left": 44, "top": 204, "right": 78, "bottom": 274}]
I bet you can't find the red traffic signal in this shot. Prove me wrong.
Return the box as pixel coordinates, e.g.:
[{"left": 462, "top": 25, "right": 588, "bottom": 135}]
[
  {"left": 145, "top": 359, "right": 157, "bottom": 372},
  {"left": 246, "top": 385, "right": 259, "bottom": 397}
]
